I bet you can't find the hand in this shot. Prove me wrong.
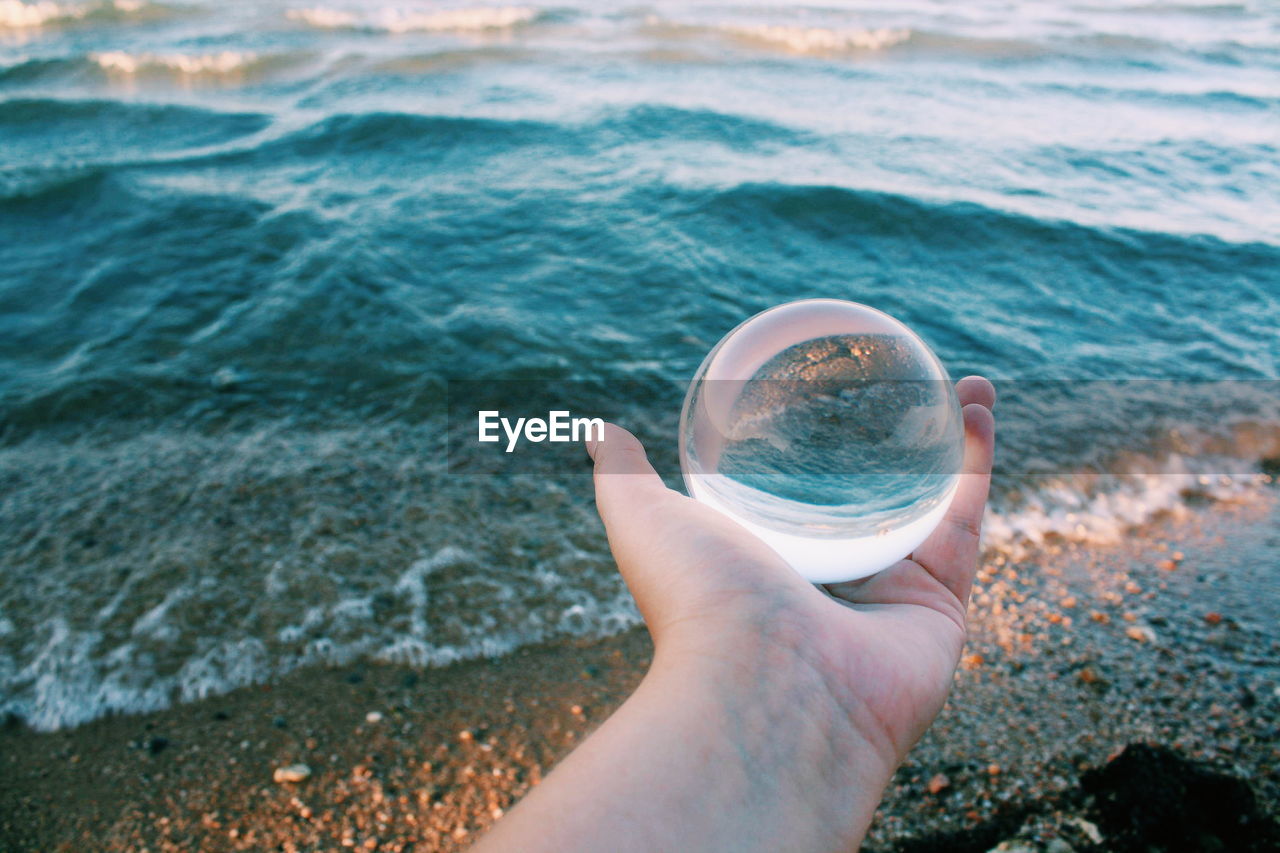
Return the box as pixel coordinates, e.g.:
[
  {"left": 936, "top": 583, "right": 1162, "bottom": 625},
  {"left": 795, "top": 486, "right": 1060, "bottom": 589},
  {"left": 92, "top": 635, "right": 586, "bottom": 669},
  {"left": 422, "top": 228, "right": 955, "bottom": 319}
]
[
  {"left": 474, "top": 376, "right": 995, "bottom": 852},
  {"left": 586, "top": 376, "right": 996, "bottom": 772}
]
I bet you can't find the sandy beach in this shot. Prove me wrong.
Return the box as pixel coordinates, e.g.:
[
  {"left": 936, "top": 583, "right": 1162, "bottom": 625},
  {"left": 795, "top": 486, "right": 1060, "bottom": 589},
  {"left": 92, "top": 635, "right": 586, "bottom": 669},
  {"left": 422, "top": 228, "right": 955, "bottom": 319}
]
[{"left": 3, "top": 495, "right": 1277, "bottom": 852}]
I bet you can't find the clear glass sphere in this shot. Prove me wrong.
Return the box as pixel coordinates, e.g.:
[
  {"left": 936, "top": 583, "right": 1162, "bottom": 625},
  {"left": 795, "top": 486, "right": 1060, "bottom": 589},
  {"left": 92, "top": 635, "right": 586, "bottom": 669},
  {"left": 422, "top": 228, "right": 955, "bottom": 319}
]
[{"left": 679, "top": 299, "right": 964, "bottom": 583}]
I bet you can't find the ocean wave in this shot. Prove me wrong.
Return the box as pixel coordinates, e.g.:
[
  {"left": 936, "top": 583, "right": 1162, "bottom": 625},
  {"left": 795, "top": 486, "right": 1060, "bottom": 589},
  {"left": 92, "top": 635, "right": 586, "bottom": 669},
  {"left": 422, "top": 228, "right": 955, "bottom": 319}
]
[
  {"left": 90, "top": 49, "right": 259, "bottom": 75},
  {"left": 0, "top": 415, "right": 1275, "bottom": 730},
  {"left": 0, "top": 0, "right": 167, "bottom": 28},
  {"left": 286, "top": 5, "right": 543, "bottom": 34},
  {"left": 986, "top": 459, "right": 1272, "bottom": 559},
  {"left": 0, "top": 423, "right": 638, "bottom": 730},
  {"left": 637, "top": 13, "right": 1276, "bottom": 63},
  {"left": 640, "top": 15, "right": 1056, "bottom": 59},
  {"left": 723, "top": 24, "right": 911, "bottom": 54},
  {"left": 0, "top": 50, "right": 311, "bottom": 86}
]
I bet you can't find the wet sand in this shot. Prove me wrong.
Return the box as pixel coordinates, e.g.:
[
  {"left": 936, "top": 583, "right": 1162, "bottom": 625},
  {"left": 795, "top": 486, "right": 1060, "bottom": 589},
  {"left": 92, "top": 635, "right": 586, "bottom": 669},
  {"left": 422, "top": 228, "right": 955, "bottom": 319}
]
[{"left": 2, "top": 496, "right": 1278, "bottom": 852}]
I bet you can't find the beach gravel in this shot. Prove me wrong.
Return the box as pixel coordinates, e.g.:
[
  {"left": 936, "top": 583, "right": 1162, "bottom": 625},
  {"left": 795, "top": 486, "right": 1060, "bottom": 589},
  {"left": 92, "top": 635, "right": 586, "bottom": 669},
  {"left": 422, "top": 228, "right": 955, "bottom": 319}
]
[{"left": 1, "top": 500, "right": 1277, "bottom": 852}]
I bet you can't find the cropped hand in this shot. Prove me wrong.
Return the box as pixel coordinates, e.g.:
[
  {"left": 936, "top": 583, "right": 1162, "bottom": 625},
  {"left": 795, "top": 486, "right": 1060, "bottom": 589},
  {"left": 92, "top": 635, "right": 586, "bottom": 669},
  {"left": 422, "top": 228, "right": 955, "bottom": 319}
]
[
  {"left": 586, "top": 376, "right": 996, "bottom": 775},
  {"left": 475, "top": 376, "right": 995, "bottom": 852}
]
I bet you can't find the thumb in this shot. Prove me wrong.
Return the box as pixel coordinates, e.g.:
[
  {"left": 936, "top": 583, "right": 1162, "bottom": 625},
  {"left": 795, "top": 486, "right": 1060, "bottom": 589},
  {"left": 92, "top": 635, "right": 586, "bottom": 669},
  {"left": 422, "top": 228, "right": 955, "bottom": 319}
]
[{"left": 585, "top": 423, "right": 689, "bottom": 627}]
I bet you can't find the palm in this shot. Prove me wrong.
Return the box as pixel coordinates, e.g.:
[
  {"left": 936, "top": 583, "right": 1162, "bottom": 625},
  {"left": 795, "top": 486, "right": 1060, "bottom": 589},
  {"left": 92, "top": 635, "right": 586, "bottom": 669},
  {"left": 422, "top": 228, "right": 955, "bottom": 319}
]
[{"left": 589, "top": 377, "right": 995, "bottom": 766}]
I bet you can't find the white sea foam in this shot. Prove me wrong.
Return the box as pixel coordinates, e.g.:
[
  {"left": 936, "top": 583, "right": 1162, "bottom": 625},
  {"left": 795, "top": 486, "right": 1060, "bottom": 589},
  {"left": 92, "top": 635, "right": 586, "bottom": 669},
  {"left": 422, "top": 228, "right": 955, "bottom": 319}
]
[
  {"left": 984, "top": 455, "right": 1269, "bottom": 559},
  {"left": 0, "top": 0, "right": 146, "bottom": 28},
  {"left": 287, "top": 5, "right": 539, "bottom": 34},
  {"left": 0, "top": 0, "right": 78, "bottom": 27},
  {"left": 91, "top": 49, "right": 258, "bottom": 75},
  {"left": 725, "top": 24, "right": 912, "bottom": 54}
]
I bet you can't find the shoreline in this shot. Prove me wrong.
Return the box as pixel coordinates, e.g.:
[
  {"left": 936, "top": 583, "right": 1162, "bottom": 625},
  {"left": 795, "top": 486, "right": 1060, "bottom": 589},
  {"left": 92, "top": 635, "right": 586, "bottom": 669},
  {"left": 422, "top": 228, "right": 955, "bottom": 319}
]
[{"left": 3, "top": 497, "right": 1278, "bottom": 851}]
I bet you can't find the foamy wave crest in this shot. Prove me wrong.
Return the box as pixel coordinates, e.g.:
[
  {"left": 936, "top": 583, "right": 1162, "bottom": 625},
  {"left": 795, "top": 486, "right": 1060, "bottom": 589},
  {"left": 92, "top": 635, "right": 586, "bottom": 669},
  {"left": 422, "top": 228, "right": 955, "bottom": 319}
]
[
  {"left": 0, "top": 423, "right": 641, "bottom": 731},
  {"left": 287, "top": 5, "right": 540, "bottom": 34},
  {"left": 91, "top": 50, "right": 258, "bottom": 75},
  {"left": 984, "top": 455, "right": 1270, "bottom": 559},
  {"left": 3, "top": 545, "right": 640, "bottom": 732},
  {"left": 725, "top": 24, "right": 911, "bottom": 54},
  {"left": 0, "top": 0, "right": 151, "bottom": 28}
]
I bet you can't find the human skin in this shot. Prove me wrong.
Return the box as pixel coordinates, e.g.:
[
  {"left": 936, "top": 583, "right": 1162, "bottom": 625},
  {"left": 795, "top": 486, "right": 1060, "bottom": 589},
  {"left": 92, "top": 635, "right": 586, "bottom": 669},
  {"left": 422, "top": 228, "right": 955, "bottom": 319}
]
[{"left": 472, "top": 377, "right": 997, "bottom": 852}]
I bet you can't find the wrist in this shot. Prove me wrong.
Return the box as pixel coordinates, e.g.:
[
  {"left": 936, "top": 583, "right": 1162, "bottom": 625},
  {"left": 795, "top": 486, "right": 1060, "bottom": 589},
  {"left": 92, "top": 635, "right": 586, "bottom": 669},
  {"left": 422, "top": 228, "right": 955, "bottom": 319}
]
[{"left": 645, "top": 622, "right": 899, "bottom": 848}]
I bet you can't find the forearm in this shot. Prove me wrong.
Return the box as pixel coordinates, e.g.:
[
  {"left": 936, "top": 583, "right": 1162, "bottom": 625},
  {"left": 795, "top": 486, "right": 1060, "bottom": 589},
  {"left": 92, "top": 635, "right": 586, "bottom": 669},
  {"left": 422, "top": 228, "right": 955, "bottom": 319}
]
[{"left": 472, "top": 640, "right": 896, "bottom": 852}]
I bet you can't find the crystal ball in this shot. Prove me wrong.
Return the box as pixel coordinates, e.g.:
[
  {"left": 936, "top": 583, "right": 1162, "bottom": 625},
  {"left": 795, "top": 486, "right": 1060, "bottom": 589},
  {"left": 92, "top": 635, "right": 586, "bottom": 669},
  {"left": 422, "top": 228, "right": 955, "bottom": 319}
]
[{"left": 679, "top": 299, "right": 964, "bottom": 583}]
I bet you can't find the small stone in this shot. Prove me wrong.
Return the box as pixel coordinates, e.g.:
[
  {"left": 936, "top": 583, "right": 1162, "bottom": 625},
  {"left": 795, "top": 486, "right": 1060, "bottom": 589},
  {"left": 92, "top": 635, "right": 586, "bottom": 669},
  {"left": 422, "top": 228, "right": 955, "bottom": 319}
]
[
  {"left": 1069, "top": 817, "right": 1103, "bottom": 844},
  {"left": 986, "top": 842, "right": 1035, "bottom": 853},
  {"left": 927, "top": 773, "right": 950, "bottom": 794},
  {"left": 458, "top": 729, "right": 474, "bottom": 743},
  {"left": 1077, "top": 667, "right": 1102, "bottom": 685},
  {"left": 452, "top": 827, "right": 469, "bottom": 841},
  {"left": 987, "top": 763, "right": 1001, "bottom": 776},
  {"left": 1171, "top": 551, "right": 1184, "bottom": 561},
  {"left": 1060, "top": 596, "right": 1077, "bottom": 609},
  {"left": 274, "top": 764, "right": 312, "bottom": 784},
  {"left": 1204, "top": 612, "right": 1223, "bottom": 625},
  {"left": 1157, "top": 559, "right": 1177, "bottom": 572},
  {"left": 1125, "top": 625, "right": 1156, "bottom": 643},
  {"left": 1090, "top": 611, "right": 1110, "bottom": 624},
  {"left": 570, "top": 705, "right": 583, "bottom": 716},
  {"left": 962, "top": 653, "right": 984, "bottom": 670},
  {"left": 365, "top": 711, "right": 383, "bottom": 724}
]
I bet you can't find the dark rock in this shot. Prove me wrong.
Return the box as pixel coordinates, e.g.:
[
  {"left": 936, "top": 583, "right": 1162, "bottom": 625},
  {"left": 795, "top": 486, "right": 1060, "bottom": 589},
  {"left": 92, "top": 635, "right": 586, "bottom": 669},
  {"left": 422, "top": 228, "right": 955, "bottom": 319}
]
[
  {"left": 1081, "top": 742, "right": 1280, "bottom": 853},
  {"left": 146, "top": 737, "right": 169, "bottom": 755}
]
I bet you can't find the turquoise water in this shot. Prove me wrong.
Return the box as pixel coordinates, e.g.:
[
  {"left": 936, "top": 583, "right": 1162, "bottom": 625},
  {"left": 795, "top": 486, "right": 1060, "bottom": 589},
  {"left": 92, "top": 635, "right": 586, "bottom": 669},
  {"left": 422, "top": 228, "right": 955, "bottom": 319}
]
[{"left": 1, "top": 0, "right": 1278, "bottom": 729}]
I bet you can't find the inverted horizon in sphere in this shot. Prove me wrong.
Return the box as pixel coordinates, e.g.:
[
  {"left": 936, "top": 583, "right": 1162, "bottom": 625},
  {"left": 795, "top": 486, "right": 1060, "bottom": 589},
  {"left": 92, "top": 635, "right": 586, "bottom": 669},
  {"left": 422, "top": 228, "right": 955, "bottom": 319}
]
[{"left": 680, "top": 299, "right": 964, "bottom": 583}]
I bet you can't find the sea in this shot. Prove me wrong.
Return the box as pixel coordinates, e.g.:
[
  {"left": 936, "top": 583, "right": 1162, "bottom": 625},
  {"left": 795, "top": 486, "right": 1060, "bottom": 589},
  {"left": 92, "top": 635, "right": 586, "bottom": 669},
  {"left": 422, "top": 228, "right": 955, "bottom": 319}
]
[{"left": 1, "top": 0, "right": 1277, "bottom": 731}]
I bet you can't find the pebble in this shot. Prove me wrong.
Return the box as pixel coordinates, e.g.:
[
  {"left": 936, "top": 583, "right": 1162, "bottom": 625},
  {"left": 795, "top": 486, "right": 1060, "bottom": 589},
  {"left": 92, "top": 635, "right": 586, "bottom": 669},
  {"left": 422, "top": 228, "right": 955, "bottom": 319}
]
[
  {"left": 273, "top": 764, "right": 312, "bottom": 784},
  {"left": 927, "top": 773, "right": 950, "bottom": 794},
  {"left": 1068, "top": 817, "right": 1103, "bottom": 844},
  {"left": 365, "top": 711, "right": 384, "bottom": 724},
  {"left": 1204, "top": 612, "right": 1223, "bottom": 625},
  {"left": 1125, "top": 626, "right": 1157, "bottom": 644},
  {"left": 1077, "top": 668, "right": 1102, "bottom": 685},
  {"left": 985, "top": 842, "right": 1036, "bottom": 853}
]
